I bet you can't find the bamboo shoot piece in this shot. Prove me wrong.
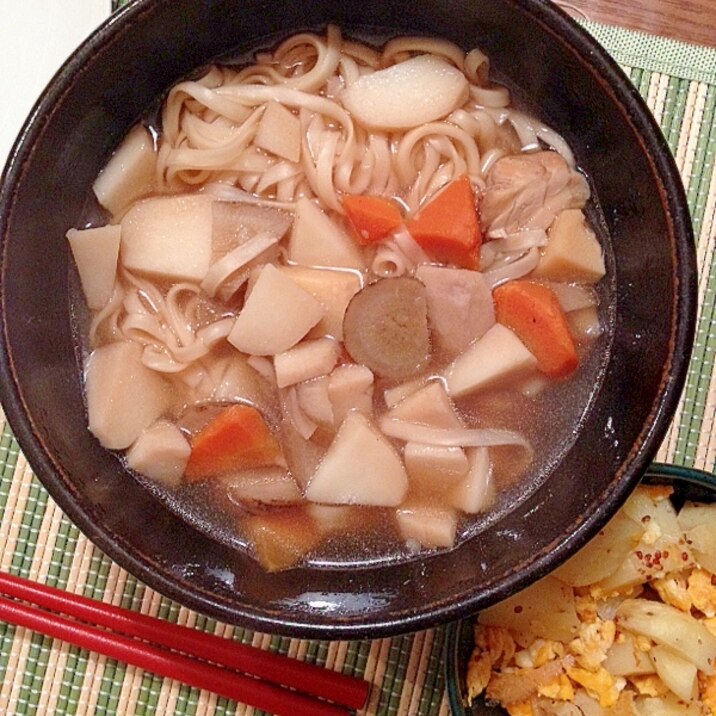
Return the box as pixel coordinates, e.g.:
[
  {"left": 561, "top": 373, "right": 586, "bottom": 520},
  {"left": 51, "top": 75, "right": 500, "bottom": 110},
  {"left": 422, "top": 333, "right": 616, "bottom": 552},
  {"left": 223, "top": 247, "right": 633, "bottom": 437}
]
[
  {"left": 67, "top": 225, "right": 121, "bottom": 309},
  {"left": 93, "top": 125, "right": 156, "bottom": 215}
]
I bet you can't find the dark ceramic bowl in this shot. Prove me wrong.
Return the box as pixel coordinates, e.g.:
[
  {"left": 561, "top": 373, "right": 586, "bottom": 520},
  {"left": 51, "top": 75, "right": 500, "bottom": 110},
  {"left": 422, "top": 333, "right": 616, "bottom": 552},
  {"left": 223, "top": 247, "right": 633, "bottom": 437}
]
[
  {"left": 444, "top": 464, "right": 716, "bottom": 715},
  {"left": 0, "top": 0, "right": 696, "bottom": 639}
]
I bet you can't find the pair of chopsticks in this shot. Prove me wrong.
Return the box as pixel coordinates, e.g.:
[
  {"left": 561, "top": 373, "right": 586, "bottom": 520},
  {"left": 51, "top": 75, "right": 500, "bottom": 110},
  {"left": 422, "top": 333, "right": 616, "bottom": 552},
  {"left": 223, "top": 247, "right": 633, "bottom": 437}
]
[{"left": 0, "top": 571, "right": 369, "bottom": 716}]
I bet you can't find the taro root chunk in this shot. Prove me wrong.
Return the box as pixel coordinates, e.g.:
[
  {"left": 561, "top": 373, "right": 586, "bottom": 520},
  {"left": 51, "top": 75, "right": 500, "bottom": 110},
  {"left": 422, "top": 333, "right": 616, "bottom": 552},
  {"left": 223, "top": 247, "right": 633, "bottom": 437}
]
[
  {"left": 445, "top": 324, "right": 537, "bottom": 398},
  {"left": 121, "top": 194, "right": 214, "bottom": 282},
  {"left": 533, "top": 208, "right": 606, "bottom": 283},
  {"left": 86, "top": 341, "right": 170, "bottom": 450},
  {"left": 343, "top": 277, "right": 430, "bottom": 381},
  {"left": 126, "top": 421, "right": 190, "bottom": 487},
  {"left": 289, "top": 198, "right": 365, "bottom": 271},
  {"left": 228, "top": 264, "right": 325, "bottom": 355},
  {"left": 385, "top": 381, "right": 462, "bottom": 429},
  {"left": 306, "top": 412, "right": 408, "bottom": 506},
  {"left": 278, "top": 265, "right": 361, "bottom": 341}
]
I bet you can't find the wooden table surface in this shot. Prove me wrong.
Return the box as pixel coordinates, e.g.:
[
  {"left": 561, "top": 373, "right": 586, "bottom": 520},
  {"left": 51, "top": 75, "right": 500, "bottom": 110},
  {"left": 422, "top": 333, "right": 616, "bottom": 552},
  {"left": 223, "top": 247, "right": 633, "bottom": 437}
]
[{"left": 560, "top": 0, "right": 716, "bottom": 48}]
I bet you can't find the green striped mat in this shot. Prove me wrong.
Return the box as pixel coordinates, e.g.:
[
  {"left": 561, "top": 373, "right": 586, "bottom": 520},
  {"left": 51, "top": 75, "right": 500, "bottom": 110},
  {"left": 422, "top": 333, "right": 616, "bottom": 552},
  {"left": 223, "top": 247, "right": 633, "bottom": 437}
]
[{"left": 0, "top": 6, "right": 715, "bottom": 715}]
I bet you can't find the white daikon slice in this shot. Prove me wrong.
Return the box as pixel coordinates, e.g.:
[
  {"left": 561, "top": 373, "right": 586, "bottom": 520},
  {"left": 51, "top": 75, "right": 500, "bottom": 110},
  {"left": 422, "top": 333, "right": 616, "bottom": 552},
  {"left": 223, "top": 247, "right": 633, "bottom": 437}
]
[
  {"left": 86, "top": 341, "right": 170, "bottom": 450},
  {"left": 126, "top": 420, "right": 190, "bottom": 487},
  {"left": 479, "top": 576, "right": 580, "bottom": 643},
  {"left": 396, "top": 505, "right": 458, "bottom": 548},
  {"left": 445, "top": 323, "right": 537, "bottom": 398},
  {"left": 650, "top": 645, "right": 698, "bottom": 702},
  {"left": 616, "top": 599, "right": 716, "bottom": 674},
  {"left": 66, "top": 224, "right": 121, "bottom": 309},
  {"left": 289, "top": 198, "right": 365, "bottom": 271},
  {"left": 341, "top": 55, "right": 468, "bottom": 130},
  {"left": 121, "top": 194, "right": 214, "bottom": 282},
  {"left": 228, "top": 264, "right": 325, "bottom": 355},
  {"left": 93, "top": 125, "right": 156, "bottom": 216},
  {"left": 306, "top": 412, "right": 408, "bottom": 506}
]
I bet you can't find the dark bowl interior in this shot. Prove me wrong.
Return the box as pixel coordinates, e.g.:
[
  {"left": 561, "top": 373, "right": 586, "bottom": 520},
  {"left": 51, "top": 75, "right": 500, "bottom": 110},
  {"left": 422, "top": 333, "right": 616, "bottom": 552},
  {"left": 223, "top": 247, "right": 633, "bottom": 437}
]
[
  {"left": 0, "top": 0, "right": 696, "bottom": 638},
  {"left": 444, "top": 464, "right": 716, "bottom": 715}
]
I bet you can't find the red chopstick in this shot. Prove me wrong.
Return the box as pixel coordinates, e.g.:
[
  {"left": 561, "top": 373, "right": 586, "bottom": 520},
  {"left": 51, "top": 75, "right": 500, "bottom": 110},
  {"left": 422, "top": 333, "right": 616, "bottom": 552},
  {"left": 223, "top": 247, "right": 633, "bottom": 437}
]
[{"left": 0, "top": 572, "right": 369, "bottom": 714}]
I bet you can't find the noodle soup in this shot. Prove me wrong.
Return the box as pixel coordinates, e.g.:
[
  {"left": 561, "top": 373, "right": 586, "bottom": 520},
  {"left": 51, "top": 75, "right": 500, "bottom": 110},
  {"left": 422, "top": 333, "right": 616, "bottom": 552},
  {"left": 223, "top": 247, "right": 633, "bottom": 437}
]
[{"left": 67, "top": 26, "right": 609, "bottom": 571}]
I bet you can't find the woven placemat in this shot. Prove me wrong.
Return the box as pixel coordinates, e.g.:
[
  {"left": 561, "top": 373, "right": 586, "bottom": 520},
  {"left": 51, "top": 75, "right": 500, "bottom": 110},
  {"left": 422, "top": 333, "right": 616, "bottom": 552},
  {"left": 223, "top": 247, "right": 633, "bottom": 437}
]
[{"left": 0, "top": 6, "right": 714, "bottom": 715}]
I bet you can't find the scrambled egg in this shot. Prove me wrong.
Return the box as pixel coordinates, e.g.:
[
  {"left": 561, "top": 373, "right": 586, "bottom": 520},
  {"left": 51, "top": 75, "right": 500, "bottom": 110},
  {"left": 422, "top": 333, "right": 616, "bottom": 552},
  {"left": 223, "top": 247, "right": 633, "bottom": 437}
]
[
  {"left": 465, "top": 486, "right": 716, "bottom": 715},
  {"left": 653, "top": 572, "right": 691, "bottom": 612},
  {"left": 568, "top": 618, "right": 615, "bottom": 671},
  {"left": 689, "top": 568, "right": 716, "bottom": 618},
  {"left": 566, "top": 666, "right": 622, "bottom": 707},
  {"left": 537, "top": 674, "right": 574, "bottom": 701}
]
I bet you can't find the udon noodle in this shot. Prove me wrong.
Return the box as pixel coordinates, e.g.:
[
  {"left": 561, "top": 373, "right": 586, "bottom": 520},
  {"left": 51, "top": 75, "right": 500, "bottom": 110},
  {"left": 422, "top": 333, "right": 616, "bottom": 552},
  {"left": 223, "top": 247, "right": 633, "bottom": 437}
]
[{"left": 67, "top": 26, "right": 608, "bottom": 571}]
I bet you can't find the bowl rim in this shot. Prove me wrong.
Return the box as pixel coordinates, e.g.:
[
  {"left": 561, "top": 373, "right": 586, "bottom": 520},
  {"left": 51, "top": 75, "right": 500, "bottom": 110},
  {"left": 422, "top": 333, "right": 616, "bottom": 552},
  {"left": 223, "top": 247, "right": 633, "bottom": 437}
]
[
  {"left": 0, "top": 0, "right": 698, "bottom": 638},
  {"left": 443, "top": 463, "right": 716, "bottom": 715}
]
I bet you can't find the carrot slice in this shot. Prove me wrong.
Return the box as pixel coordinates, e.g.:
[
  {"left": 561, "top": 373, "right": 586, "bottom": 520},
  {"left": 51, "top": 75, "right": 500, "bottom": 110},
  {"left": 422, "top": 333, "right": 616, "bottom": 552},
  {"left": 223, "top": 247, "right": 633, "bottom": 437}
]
[
  {"left": 341, "top": 195, "right": 402, "bottom": 246},
  {"left": 406, "top": 175, "right": 481, "bottom": 269},
  {"left": 493, "top": 280, "right": 578, "bottom": 379},
  {"left": 185, "top": 404, "right": 283, "bottom": 482}
]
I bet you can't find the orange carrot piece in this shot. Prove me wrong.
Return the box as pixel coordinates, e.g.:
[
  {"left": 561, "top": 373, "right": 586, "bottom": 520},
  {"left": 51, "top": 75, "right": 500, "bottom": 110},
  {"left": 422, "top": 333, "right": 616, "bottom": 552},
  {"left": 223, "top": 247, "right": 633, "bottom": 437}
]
[
  {"left": 341, "top": 195, "right": 403, "bottom": 246},
  {"left": 493, "top": 280, "right": 578, "bottom": 379},
  {"left": 245, "top": 508, "right": 321, "bottom": 572},
  {"left": 406, "top": 175, "right": 481, "bottom": 269},
  {"left": 185, "top": 404, "right": 283, "bottom": 482}
]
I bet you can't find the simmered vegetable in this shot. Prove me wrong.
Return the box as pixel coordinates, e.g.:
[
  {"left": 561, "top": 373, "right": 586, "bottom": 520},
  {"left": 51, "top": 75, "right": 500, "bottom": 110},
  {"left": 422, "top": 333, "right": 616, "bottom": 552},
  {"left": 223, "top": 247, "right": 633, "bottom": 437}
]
[
  {"left": 407, "top": 176, "right": 481, "bottom": 269},
  {"left": 342, "top": 277, "right": 430, "bottom": 380},
  {"left": 342, "top": 195, "right": 403, "bottom": 245},
  {"left": 185, "top": 404, "right": 284, "bottom": 482},
  {"left": 493, "top": 279, "right": 578, "bottom": 379}
]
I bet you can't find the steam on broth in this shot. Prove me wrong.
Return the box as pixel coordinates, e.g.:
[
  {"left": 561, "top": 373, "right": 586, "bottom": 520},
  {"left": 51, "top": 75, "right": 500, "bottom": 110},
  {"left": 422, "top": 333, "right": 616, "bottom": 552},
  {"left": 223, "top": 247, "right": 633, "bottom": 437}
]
[{"left": 67, "top": 26, "right": 608, "bottom": 571}]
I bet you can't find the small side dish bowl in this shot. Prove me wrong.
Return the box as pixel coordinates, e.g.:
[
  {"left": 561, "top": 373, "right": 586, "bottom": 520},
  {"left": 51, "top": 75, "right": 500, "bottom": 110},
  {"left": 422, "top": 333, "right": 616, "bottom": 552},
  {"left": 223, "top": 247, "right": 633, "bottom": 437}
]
[
  {"left": 444, "top": 464, "right": 716, "bottom": 715},
  {"left": 0, "top": 0, "right": 696, "bottom": 639}
]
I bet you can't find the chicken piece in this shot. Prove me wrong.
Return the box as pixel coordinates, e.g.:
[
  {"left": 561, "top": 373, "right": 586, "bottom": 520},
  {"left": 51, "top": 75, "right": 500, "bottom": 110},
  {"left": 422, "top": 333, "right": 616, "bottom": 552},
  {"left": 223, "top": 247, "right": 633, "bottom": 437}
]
[
  {"left": 481, "top": 151, "right": 589, "bottom": 237},
  {"left": 415, "top": 264, "right": 495, "bottom": 357}
]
